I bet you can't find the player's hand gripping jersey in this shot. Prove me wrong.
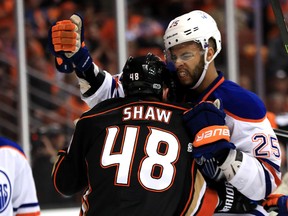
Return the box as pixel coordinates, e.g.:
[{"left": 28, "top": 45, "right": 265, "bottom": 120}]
[{"left": 0, "top": 137, "right": 40, "bottom": 216}]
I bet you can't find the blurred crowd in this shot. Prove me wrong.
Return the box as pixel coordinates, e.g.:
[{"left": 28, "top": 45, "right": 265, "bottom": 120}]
[{"left": 0, "top": 0, "right": 287, "bottom": 209}]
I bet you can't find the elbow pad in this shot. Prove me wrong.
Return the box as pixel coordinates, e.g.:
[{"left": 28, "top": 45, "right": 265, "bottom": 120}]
[
  {"left": 219, "top": 149, "right": 243, "bottom": 181},
  {"left": 76, "top": 64, "right": 106, "bottom": 97}
]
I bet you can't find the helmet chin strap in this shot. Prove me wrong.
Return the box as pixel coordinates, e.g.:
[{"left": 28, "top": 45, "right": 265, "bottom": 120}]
[{"left": 191, "top": 48, "right": 216, "bottom": 89}]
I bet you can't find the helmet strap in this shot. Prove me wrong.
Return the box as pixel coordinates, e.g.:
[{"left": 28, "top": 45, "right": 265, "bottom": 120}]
[
  {"left": 191, "top": 47, "right": 218, "bottom": 89},
  {"left": 191, "top": 48, "right": 209, "bottom": 89}
]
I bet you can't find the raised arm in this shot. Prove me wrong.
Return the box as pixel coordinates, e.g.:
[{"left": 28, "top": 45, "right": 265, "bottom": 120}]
[{"left": 48, "top": 14, "right": 124, "bottom": 108}]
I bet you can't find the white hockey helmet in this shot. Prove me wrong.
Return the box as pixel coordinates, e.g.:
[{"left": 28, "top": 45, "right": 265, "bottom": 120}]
[{"left": 163, "top": 10, "right": 221, "bottom": 56}]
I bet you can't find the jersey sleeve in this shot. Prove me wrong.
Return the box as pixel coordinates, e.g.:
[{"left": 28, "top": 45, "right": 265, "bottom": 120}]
[
  {"left": 52, "top": 121, "right": 88, "bottom": 196},
  {"left": 208, "top": 80, "right": 281, "bottom": 210},
  {"left": 77, "top": 63, "right": 125, "bottom": 108},
  {"left": 226, "top": 114, "right": 282, "bottom": 201}
]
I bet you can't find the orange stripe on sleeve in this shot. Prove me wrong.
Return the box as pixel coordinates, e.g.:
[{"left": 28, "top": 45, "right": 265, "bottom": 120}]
[
  {"left": 259, "top": 159, "right": 282, "bottom": 187},
  {"left": 16, "top": 211, "right": 41, "bottom": 216},
  {"left": 225, "top": 110, "right": 266, "bottom": 123}
]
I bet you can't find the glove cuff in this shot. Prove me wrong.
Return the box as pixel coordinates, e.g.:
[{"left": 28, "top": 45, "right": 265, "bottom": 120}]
[
  {"left": 70, "top": 45, "right": 93, "bottom": 72},
  {"left": 194, "top": 125, "right": 230, "bottom": 147},
  {"left": 55, "top": 57, "right": 74, "bottom": 73},
  {"left": 278, "top": 195, "right": 288, "bottom": 214},
  {"left": 191, "top": 140, "right": 235, "bottom": 159}
]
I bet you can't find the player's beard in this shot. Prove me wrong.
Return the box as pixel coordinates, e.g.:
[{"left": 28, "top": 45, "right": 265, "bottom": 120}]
[{"left": 177, "top": 57, "right": 205, "bottom": 88}]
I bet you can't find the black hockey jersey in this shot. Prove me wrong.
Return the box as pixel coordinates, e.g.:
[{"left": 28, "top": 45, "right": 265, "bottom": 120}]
[{"left": 52, "top": 97, "right": 199, "bottom": 216}]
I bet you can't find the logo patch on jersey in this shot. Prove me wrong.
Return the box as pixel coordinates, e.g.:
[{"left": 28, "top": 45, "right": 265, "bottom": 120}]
[
  {"left": 187, "top": 143, "right": 193, "bottom": 152},
  {"left": 0, "top": 170, "right": 11, "bottom": 213}
]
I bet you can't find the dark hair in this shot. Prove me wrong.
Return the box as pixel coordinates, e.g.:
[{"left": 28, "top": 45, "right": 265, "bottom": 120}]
[{"left": 209, "top": 37, "right": 217, "bottom": 52}]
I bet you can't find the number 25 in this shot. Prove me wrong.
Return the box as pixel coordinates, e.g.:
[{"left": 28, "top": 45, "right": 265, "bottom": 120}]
[{"left": 253, "top": 134, "right": 280, "bottom": 158}]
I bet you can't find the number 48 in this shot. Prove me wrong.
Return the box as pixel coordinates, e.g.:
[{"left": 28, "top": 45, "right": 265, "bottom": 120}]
[
  {"left": 129, "top": 73, "right": 139, "bottom": 81},
  {"left": 101, "top": 126, "right": 180, "bottom": 192}
]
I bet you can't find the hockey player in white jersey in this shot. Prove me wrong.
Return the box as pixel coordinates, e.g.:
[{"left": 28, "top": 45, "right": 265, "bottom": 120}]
[
  {"left": 48, "top": 12, "right": 284, "bottom": 215},
  {"left": 0, "top": 137, "right": 40, "bottom": 216}
]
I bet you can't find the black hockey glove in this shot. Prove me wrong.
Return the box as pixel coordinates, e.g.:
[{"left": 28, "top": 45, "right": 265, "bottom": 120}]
[{"left": 214, "top": 181, "right": 258, "bottom": 213}]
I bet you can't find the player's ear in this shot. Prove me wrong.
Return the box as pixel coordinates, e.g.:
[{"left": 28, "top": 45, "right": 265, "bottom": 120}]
[{"left": 206, "top": 46, "right": 215, "bottom": 62}]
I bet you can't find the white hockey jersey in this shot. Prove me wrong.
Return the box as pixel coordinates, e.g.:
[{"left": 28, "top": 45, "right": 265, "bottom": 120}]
[{"left": 0, "top": 137, "right": 40, "bottom": 216}]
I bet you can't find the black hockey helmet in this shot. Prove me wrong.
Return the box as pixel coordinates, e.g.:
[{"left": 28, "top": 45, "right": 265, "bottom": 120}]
[{"left": 122, "top": 53, "right": 170, "bottom": 100}]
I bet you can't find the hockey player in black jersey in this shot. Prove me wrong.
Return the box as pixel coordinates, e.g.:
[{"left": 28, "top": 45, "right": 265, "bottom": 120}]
[{"left": 52, "top": 53, "right": 219, "bottom": 215}]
